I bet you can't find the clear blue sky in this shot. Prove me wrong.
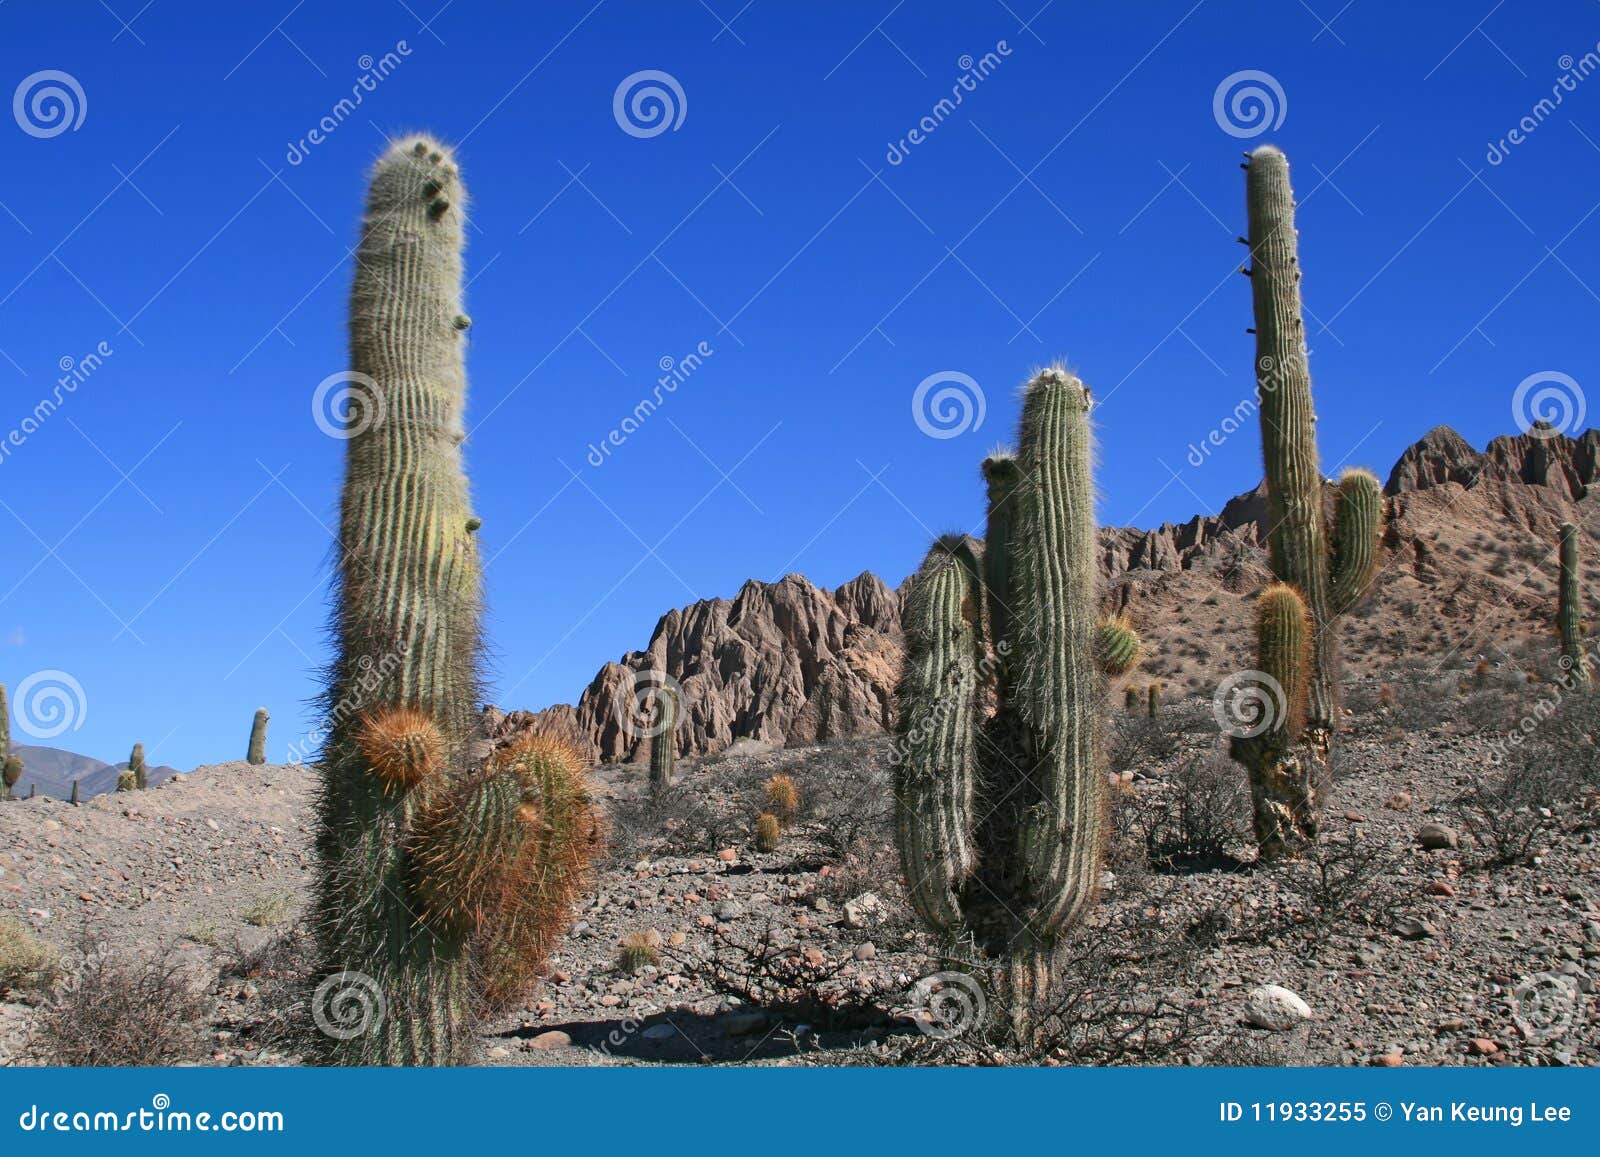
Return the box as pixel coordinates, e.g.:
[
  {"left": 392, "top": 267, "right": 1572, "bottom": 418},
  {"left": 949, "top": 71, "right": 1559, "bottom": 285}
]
[{"left": 1, "top": 0, "right": 1596, "bottom": 770}]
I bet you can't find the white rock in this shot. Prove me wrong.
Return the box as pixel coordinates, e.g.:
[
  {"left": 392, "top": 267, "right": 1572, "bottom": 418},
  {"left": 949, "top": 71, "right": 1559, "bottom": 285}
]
[{"left": 1244, "top": 984, "right": 1311, "bottom": 1031}]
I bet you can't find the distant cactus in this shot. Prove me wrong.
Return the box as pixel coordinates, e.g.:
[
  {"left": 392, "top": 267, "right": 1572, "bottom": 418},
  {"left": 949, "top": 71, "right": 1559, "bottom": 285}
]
[
  {"left": 247, "top": 708, "right": 269, "bottom": 765},
  {"left": 755, "top": 811, "right": 782, "bottom": 853},
  {"left": 895, "top": 367, "right": 1109, "bottom": 1039},
  {"left": 1233, "top": 145, "right": 1386, "bottom": 858},
  {"left": 69, "top": 779, "right": 79, "bottom": 806},
  {"left": 313, "top": 136, "right": 601, "bottom": 1066},
  {"left": 129, "top": 743, "right": 147, "bottom": 790},
  {"left": 649, "top": 687, "right": 677, "bottom": 791},
  {"left": 0, "top": 682, "right": 9, "bottom": 766},
  {"left": 2, "top": 753, "right": 21, "bottom": 802},
  {"left": 116, "top": 770, "right": 136, "bottom": 792},
  {"left": 1559, "top": 522, "right": 1590, "bottom": 686},
  {"left": 617, "top": 931, "right": 660, "bottom": 975},
  {"left": 763, "top": 774, "right": 798, "bottom": 825},
  {"left": 1123, "top": 686, "right": 1140, "bottom": 714},
  {"left": 1147, "top": 683, "right": 1161, "bottom": 719}
]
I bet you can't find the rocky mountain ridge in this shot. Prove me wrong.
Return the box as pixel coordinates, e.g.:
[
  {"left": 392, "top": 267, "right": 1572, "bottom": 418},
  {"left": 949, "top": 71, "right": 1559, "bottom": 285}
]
[{"left": 501, "top": 424, "right": 1600, "bottom": 763}]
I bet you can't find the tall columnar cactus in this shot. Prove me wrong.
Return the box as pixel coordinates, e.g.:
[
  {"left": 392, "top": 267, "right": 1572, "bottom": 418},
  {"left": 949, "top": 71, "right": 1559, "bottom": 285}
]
[
  {"left": 69, "top": 779, "right": 79, "bottom": 806},
  {"left": 1234, "top": 144, "right": 1385, "bottom": 858},
  {"left": 896, "top": 368, "right": 1122, "bottom": 1037},
  {"left": 247, "top": 708, "right": 270, "bottom": 765},
  {"left": 313, "top": 136, "right": 600, "bottom": 1066},
  {"left": 649, "top": 688, "right": 677, "bottom": 790},
  {"left": 2, "top": 753, "right": 20, "bottom": 803},
  {"left": 1559, "top": 522, "right": 1590, "bottom": 686},
  {"left": 129, "top": 743, "right": 147, "bottom": 790}
]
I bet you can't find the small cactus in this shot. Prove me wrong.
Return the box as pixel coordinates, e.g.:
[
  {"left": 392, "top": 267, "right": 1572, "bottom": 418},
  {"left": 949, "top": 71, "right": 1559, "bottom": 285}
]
[
  {"left": 1095, "top": 614, "right": 1141, "bottom": 677},
  {"left": 1147, "top": 683, "right": 1161, "bottom": 719},
  {"left": 1123, "top": 686, "right": 1140, "bottom": 714},
  {"left": 128, "top": 742, "right": 147, "bottom": 790},
  {"left": 69, "top": 780, "right": 79, "bottom": 806},
  {"left": 617, "top": 931, "right": 661, "bottom": 975},
  {"left": 763, "top": 774, "right": 798, "bottom": 825},
  {"left": 116, "top": 770, "right": 136, "bottom": 793},
  {"left": 1559, "top": 522, "right": 1590, "bottom": 686},
  {"left": 247, "top": 708, "right": 269, "bottom": 765},
  {"left": 755, "top": 811, "right": 782, "bottom": 853},
  {"left": 649, "top": 687, "right": 677, "bottom": 791},
  {"left": 3, "top": 752, "right": 23, "bottom": 802}
]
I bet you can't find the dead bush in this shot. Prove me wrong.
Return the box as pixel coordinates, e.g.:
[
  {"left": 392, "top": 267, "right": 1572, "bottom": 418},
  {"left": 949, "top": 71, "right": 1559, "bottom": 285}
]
[
  {"left": 29, "top": 939, "right": 212, "bottom": 1065},
  {"left": 1452, "top": 765, "right": 1562, "bottom": 867}
]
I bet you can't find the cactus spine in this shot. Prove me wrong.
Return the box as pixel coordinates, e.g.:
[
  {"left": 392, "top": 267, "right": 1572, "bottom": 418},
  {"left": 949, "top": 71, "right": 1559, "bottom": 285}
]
[
  {"left": 1235, "top": 144, "right": 1385, "bottom": 859},
  {"left": 895, "top": 367, "right": 1108, "bottom": 1038},
  {"left": 1559, "top": 522, "right": 1589, "bottom": 686},
  {"left": 247, "top": 708, "right": 269, "bottom": 765},
  {"left": 313, "top": 136, "right": 598, "bottom": 1066},
  {"left": 649, "top": 687, "right": 677, "bottom": 790},
  {"left": 129, "top": 743, "right": 147, "bottom": 790}
]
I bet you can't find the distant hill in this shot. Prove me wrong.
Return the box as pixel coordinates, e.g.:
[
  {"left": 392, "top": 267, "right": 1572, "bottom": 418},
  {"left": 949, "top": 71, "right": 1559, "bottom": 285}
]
[{"left": 7, "top": 745, "right": 181, "bottom": 801}]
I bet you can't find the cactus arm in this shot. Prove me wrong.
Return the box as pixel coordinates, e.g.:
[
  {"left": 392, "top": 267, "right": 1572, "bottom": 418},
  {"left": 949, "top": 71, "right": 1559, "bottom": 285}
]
[
  {"left": 1329, "top": 468, "right": 1382, "bottom": 615},
  {"left": 894, "top": 535, "right": 984, "bottom": 934}
]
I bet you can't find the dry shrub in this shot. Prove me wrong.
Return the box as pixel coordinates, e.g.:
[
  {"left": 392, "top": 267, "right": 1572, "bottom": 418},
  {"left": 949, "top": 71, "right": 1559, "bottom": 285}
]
[
  {"left": 0, "top": 916, "right": 58, "bottom": 997},
  {"left": 30, "top": 939, "right": 211, "bottom": 1065}
]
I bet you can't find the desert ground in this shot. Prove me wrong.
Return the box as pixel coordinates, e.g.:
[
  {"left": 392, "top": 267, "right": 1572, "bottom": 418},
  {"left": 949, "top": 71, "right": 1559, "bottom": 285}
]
[{"left": 4, "top": 674, "right": 1596, "bottom": 1068}]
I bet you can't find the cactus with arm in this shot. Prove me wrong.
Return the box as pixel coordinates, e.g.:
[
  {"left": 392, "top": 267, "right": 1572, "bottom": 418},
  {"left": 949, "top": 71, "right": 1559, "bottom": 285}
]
[
  {"left": 1233, "top": 145, "right": 1385, "bottom": 858},
  {"left": 895, "top": 368, "right": 1119, "bottom": 1038},
  {"left": 312, "top": 136, "right": 599, "bottom": 1065}
]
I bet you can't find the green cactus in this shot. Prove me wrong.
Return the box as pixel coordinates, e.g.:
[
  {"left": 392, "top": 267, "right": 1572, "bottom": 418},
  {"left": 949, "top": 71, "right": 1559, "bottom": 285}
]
[
  {"left": 1096, "top": 615, "right": 1140, "bottom": 677},
  {"left": 313, "top": 136, "right": 599, "bottom": 1066},
  {"left": 1147, "top": 683, "right": 1161, "bottom": 719},
  {"left": 116, "top": 770, "right": 136, "bottom": 793},
  {"left": 1560, "top": 522, "right": 1590, "bottom": 686},
  {"left": 895, "top": 367, "right": 1108, "bottom": 1039},
  {"left": 129, "top": 742, "right": 147, "bottom": 790},
  {"left": 1234, "top": 144, "right": 1386, "bottom": 859},
  {"left": 649, "top": 687, "right": 677, "bottom": 791},
  {"left": 69, "top": 779, "right": 79, "bottom": 806},
  {"left": 755, "top": 811, "right": 782, "bottom": 853},
  {"left": 2, "top": 752, "right": 20, "bottom": 803},
  {"left": 1123, "top": 685, "right": 1140, "bottom": 714},
  {"left": 247, "top": 708, "right": 269, "bottom": 765}
]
